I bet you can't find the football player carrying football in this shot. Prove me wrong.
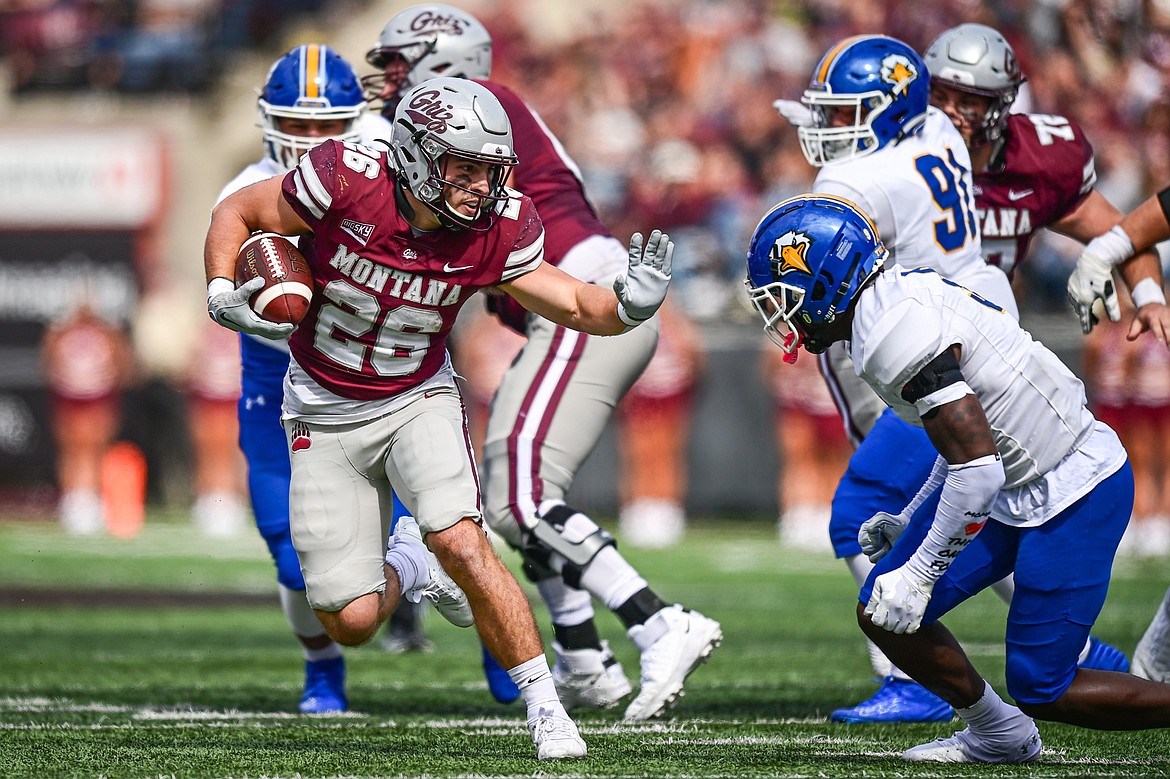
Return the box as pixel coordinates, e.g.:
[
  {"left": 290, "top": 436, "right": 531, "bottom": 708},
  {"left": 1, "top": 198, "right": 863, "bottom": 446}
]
[
  {"left": 205, "top": 77, "right": 674, "bottom": 760},
  {"left": 748, "top": 193, "right": 1170, "bottom": 764},
  {"left": 362, "top": 3, "right": 722, "bottom": 722}
]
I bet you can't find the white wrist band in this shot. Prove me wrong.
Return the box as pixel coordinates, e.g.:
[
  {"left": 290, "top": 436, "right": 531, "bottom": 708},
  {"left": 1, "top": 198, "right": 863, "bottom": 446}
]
[
  {"left": 1131, "top": 278, "right": 1167, "bottom": 309},
  {"left": 1087, "top": 225, "right": 1135, "bottom": 267},
  {"left": 207, "top": 277, "right": 235, "bottom": 299},
  {"left": 616, "top": 303, "right": 648, "bottom": 329}
]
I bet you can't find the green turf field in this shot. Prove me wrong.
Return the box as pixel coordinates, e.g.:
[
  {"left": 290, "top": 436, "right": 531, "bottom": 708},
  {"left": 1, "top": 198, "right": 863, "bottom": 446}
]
[{"left": 2, "top": 515, "right": 1169, "bottom": 778}]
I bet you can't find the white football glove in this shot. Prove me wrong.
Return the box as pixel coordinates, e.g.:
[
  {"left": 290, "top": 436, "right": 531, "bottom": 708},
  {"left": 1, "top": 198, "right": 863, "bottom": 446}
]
[
  {"left": 1067, "top": 251, "right": 1120, "bottom": 335},
  {"left": 207, "top": 276, "right": 295, "bottom": 340},
  {"left": 614, "top": 229, "right": 673, "bottom": 327},
  {"left": 772, "top": 99, "right": 815, "bottom": 128},
  {"left": 1068, "top": 226, "right": 1131, "bottom": 334},
  {"left": 858, "top": 510, "right": 909, "bottom": 563},
  {"left": 864, "top": 566, "right": 935, "bottom": 635}
]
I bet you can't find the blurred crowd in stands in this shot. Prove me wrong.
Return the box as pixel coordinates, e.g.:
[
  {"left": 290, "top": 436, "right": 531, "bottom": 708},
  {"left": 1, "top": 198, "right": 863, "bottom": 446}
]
[
  {"left": 0, "top": 0, "right": 329, "bottom": 93},
  {"left": 5, "top": 0, "right": 1169, "bottom": 310}
]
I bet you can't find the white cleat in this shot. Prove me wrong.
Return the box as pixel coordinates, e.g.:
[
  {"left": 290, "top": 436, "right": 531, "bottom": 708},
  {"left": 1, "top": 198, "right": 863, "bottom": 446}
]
[
  {"left": 392, "top": 517, "right": 474, "bottom": 628},
  {"left": 552, "top": 640, "right": 633, "bottom": 711},
  {"left": 528, "top": 709, "right": 587, "bottom": 760},
  {"left": 903, "top": 726, "right": 1041, "bottom": 764},
  {"left": 419, "top": 549, "right": 474, "bottom": 628},
  {"left": 623, "top": 605, "right": 722, "bottom": 721}
]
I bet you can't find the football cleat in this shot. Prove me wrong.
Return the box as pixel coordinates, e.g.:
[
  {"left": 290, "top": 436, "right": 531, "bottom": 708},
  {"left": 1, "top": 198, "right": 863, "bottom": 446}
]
[
  {"left": 528, "top": 708, "right": 587, "bottom": 760},
  {"left": 552, "top": 640, "right": 633, "bottom": 711},
  {"left": 831, "top": 676, "right": 954, "bottom": 723},
  {"left": 299, "top": 656, "right": 347, "bottom": 714},
  {"left": 1080, "top": 635, "right": 1130, "bottom": 673},
  {"left": 391, "top": 516, "right": 475, "bottom": 628},
  {"left": 482, "top": 643, "right": 521, "bottom": 704},
  {"left": 903, "top": 725, "right": 1041, "bottom": 763},
  {"left": 419, "top": 549, "right": 474, "bottom": 628},
  {"left": 623, "top": 605, "right": 722, "bottom": 721}
]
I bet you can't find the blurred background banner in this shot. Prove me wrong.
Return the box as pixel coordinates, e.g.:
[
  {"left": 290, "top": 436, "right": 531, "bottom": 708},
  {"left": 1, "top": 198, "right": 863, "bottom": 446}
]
[
  {"left": 0, "top": 127, "right": 165, "bottom": 512},
  {"left": 0, "top": 128, "right": 165, "bottom": 228}
]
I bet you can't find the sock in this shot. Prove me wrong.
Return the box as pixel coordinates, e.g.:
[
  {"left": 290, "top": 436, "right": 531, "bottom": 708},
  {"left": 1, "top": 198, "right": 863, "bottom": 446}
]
[
  {"left": 845, "top": 555, "right": 897, "bottom": 678},
  {"left": 304, "top": 644, "right": 342, "bottom": 662},
  {"left": 279, "top": 584, "right": 329, "bottom": 637},
  {"left": 509, "top": 655, "right": 566, "bottom": 721},
  {"left": 614, "top": 587, "right": 669, "bottom": 629},
  {"left": 385, "top": 541, "right": 428, "bottom": 602},
  {"left": 577, "top": 546, "right": 647, "bottom": 610},
  {"left": 888, "top": 664, "right": 915, "bottom": 683},
  {"left": 1134, "top": 586, "right": 1170, "bottom": 682},
  {"left": 957, "top": 681, "right": 1033, "bottom": 743},
  {"left": 536, "top": 576, "right": 595, "bottom": 627}
]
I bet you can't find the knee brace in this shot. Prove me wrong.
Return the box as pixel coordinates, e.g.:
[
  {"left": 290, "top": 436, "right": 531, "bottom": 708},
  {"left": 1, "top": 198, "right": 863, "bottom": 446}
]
[{"left": 520, "top": 503, "right": 616, "bottom": 589}]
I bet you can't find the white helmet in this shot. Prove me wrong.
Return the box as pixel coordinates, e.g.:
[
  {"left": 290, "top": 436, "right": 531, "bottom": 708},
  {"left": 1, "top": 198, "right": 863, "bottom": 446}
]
[
  {"left": 365, "top": 4, "right": 492, "bottom": 112},
  {"left": 390, "top": 77, "right": 517, "bottom": 229},
  {"left": 257, "top": 45, "right": 367, "bottom": 170},
  {"left": 924, "top": 24, "right": 1024, "bottom": 147}
]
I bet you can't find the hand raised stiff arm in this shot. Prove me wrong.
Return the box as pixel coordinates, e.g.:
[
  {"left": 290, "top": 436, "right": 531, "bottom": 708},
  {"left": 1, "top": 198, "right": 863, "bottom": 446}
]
[{"left": 614, "top": 230, "right": 674, "bottom": 327}]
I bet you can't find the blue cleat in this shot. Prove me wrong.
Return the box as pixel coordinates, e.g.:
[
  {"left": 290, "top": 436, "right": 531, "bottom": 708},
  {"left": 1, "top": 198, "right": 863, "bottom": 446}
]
[
  {"left": 482, "top": 643, "right": 521, "bottom": 704},
  {"left": 299, "top": 656, "right": 347, "bottom": 714},
  {"left": 831, "top": 676, "right": 954, "bottom": 724},
  {"left": 1081, "top": 635, "right": 1130, "bottom": 672}
]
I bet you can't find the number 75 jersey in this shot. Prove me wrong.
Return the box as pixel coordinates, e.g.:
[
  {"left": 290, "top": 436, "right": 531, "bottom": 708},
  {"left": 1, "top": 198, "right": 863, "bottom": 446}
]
[
  {"left": 812, "top": 106, "right": 1016, "bottom": 319},
  {"left": 281, "top": 139, "right": 544, "bottom": 401}
]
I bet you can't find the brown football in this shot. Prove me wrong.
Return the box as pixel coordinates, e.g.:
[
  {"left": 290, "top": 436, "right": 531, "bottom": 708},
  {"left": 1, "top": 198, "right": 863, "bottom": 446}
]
[{"left": 235, "top": 233, "right": 313, "bottom": 326}]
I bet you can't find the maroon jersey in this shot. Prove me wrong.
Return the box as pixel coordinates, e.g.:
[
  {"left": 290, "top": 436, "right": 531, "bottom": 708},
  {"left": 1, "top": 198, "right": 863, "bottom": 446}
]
[
  {"left": 973, "top": 112, "right": 1096, "bottom": 277},
  {"left": 475, "top": 79, "right": 611, "bottom": 332},
  {"left": 281, "top": 139, "right": 544, "bottom": 400}
]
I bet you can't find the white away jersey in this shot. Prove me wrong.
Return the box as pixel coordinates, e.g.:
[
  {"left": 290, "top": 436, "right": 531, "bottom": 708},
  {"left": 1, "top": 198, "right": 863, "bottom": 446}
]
[
  {"left": 814, "top": 107, "right": 1016, "bottom": 319},
  {"left": 849, "top": 266, "right": 1125, "bottom": 524}
]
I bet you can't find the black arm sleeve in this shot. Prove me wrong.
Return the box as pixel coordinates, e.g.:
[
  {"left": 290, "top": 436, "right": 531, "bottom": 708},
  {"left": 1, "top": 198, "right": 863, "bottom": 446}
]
[{"left": 900, "top": 347, "right": 964, "bottom": 404}]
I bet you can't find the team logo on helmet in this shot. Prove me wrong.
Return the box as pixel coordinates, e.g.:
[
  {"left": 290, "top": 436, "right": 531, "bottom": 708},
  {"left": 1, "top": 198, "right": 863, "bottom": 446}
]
[
  {"left": 881, "top": 53, "right": 918, "bottom": 96},
  {"left": 769, "top": 231, "right": 813, "bottom": 277},
  {"left": 409, "top": 8, "right": 469, "bottom": 36},
  {"left": 404, "top": 88, "right": 453, "bottom": 132}
]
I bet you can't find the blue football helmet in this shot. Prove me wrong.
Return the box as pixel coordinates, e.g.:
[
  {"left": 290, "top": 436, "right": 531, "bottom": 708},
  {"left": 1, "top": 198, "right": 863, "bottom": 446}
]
[
  {"left": 258, "top": 45, "right": 368, "bottom": 170},
  {"left": 745, "top": 194, "right": 888, "bottom": 358},
  {"left": 798, "top": 35, "right": 930, "bottom": 167}
]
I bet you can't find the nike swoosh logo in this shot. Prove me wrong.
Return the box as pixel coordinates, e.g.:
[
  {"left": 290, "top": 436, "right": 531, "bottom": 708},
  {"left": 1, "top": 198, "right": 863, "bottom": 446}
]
[
  {"left": 443, "top": 261, "right": 474, "bottom": 273},
  {"left": 1007, "top": 189, "right": 1033, "bottom": 201}
]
